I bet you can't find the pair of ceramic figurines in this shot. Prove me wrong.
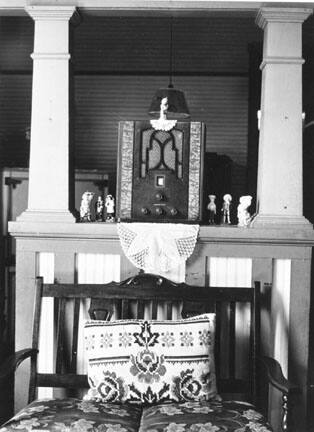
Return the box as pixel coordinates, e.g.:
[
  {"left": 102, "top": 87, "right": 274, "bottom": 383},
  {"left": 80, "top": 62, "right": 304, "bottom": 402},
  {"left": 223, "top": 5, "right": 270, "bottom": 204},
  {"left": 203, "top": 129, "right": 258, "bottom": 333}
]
[
  {"left": 207, "top": 194, "right": 252, "bottom": 227},
  {"left": 80, "top": 191, "right": 115, "bottom": 223}
]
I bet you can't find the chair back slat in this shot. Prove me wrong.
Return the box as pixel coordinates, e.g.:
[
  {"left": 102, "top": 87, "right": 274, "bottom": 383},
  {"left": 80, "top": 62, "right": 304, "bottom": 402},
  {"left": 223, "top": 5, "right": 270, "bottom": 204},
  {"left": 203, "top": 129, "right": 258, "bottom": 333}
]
[
  {"left": 137, "top": 300, "right": 145, "bottom": 319},
  {"left": 214, "top": 300, "right": 222, "bottom": 381},
  {"left": 36, "top": 373, "right": 89, "bottom": 388},
  {"left": 166, "top": 302, "right": 172, "bottom": 320},
  {"left": 228, "top": 301, "right": 236, "bottom": 379},
  {"left": 70, "top": 299, "right": 81, "bottom": 374},
  {"left": 252, "top": 281, "right": 261, "bottom": 404},
  {"left": 56, "top": 298, "right": 66, "bottom": 374},
  {"left": 121, "top": 299, "right": 129, "bottom": 319},
  {"left": 29, "top": 273, "right": 260, "bottom": 405},
  {"left": 151, "top": 301, "right": 158, "bottom": 320}
]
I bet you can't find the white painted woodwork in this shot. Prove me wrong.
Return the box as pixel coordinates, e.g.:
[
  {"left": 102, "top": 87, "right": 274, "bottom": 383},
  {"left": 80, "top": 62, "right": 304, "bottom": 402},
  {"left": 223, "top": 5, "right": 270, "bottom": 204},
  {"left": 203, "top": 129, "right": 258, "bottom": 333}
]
[
  {"left": 10, "top": 224, "right": 313, "bottom": 432},
  {"left": 269, "top": 259, "right": 291, "bottom": 430},
  {"left": 76, "top": 253, "right": 121, "bottom": 375},
  {"left": 0, "top": 1, "right": 300, "bottom": 17},
  {"left": 18, "top": 6, "right": 76, "bottom": 223},
  {"left": 254, "top": 7, "right": 312, "bottom": 228},
  {"left": 272, "top": 259, "right": 291, "bottom": 375},
  {"left": 37, "top": 252, "right": 55, "bottom": 399},
  {"left": 209, "top": 257, "right": 252, "bottom": 378},
  {"left": 209, "top": 257, "right": 252, "bottom": 287}
]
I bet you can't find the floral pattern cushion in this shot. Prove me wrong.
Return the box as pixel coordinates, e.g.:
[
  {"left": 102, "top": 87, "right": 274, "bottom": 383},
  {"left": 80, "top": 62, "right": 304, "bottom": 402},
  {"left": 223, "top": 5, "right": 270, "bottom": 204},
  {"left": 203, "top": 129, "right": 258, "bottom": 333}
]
[
  {"left": 140, "top": 400, "right": 273, "bottom": 432},
  {"left": 84, "top": 314, "right": 217, "bottom": 405},
  {"left": 0, "top": 398, "right": 142, "bottom": 432}
]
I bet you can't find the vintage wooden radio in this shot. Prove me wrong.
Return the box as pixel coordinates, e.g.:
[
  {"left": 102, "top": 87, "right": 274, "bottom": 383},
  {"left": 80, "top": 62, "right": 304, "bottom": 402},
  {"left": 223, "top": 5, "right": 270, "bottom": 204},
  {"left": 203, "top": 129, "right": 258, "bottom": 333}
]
[{"left": 116, "top": 120, "right": 205, "bottom": 222}]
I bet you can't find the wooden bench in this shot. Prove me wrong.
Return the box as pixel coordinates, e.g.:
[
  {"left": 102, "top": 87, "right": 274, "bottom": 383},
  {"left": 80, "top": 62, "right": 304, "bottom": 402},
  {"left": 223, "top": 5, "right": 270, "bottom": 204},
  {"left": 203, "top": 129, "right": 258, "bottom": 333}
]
[{"left": 0, "top": 273, "right": 299, "bottom": 432}]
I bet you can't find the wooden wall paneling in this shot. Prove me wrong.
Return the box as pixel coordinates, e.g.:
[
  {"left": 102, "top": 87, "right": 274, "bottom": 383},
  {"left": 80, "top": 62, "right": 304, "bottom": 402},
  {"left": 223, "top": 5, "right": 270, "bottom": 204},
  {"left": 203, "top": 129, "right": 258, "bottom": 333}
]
[
  {"left": 14, "top": 243, "right": 37, "bottom": 412},
  {"left": 307, "top": 255, "right": 314, "bottom": 431},
  {"left": 269, "top": 259, "right": 291, "bottom": 432},
  {"left": 73, "top": 17, "right": 260, "bottom": 74},
  {"left": 197, "top": 241, "right": 311, "bottom": 261},
  {"left": 10, "top": 226, "right": 314, "bottom": 428},
  {"left": 252, "top": 257, "right": 273, "bottom": 418},
  {"left": 54, "top": 252, "right": 76, "bottom": 285},
  {"left": 185, "top": 243, "right": 206, "bottom": 286},
  {"left": 207, "top": 256, "right": 252, "bottom": 383},
  {"left": 0, "top": 31, "right": 252, "bottom": 199},
  {"left": 75, "top": 252, "right": 121, "bottom": 375},
  {"left": 37, "top": 252, "right": 55, "bottom": 400},
  {"left": 289, "top": 254, "right": 312, "bottom": 432},
  {"left": 120, "top": 254, "right": 139, "bottom": 281},
  {"left": 272, "top": 259, "right": 291, "bottom": 376},
  {"left": 0, "top": 75, "right": 32, "bottom": 168},
  {"left": 0, "top": 17, "right": 33, "bottom": 72},
  {"left": 53, "top": 252, "right": 76, "bottom": 398},
  {"left": 74, "top": 75, "right": 249, "bottom": 198},
  {"left": 252, "top": 257, "right": 273, "bottom": 355}
]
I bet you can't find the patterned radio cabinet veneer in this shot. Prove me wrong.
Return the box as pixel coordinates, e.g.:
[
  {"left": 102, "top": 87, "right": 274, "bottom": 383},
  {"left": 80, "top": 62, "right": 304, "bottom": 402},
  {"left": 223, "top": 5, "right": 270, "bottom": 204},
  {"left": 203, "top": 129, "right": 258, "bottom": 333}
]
[{"left": 116, "top": 121, "right": 205, "bottom": 222}]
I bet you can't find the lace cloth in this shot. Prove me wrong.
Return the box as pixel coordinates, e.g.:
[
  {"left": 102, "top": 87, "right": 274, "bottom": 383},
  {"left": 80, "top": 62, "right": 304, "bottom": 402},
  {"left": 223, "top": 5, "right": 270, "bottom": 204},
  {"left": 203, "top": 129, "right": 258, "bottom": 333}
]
[{"left": 117, "top": 223, "right": 199, "bottom": 276}]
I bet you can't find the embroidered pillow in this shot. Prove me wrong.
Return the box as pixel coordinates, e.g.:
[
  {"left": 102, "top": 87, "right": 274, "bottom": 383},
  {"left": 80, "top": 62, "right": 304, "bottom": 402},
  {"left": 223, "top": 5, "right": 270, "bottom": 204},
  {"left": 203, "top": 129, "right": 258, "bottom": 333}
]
[{"left": 83, "top": 314, "right": 217, "bottom": 405}]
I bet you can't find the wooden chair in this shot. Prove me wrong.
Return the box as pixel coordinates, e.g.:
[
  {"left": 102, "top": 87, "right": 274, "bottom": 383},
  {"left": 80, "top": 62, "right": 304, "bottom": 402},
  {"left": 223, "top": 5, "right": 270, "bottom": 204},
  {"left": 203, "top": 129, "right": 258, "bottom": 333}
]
[{"left": 0, "top": 273, "right": 299, "bottom": 431}]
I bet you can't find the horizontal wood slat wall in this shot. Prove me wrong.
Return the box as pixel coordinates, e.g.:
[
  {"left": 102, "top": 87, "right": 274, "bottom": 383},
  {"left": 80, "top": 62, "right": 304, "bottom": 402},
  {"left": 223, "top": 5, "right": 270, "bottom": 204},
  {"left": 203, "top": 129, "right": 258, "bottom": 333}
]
[
  {"left": 0, "top": 74, "right": 248, "bottom": 197},
  {"left": 75, "top": 74, "right": 248, "bottom": 197},
  {"left": 0, "top": 75, "right": 31, "bottom": 167},
  {"left": 0, "top": 16, "right": 261, "bottom": 73},
  {"left": 73, "top": 17, "right": 260, "bottom": 74},
  {"left": 0, "top": 15, "right": 255, "bottom": 196}
]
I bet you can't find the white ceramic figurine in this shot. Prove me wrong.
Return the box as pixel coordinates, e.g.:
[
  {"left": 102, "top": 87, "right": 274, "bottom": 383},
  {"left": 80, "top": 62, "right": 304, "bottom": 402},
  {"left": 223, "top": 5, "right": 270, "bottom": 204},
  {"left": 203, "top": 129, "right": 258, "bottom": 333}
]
[
  {"left": 105, "top": 194, "right": 115, "bottom": 222},
  {"left": 95, "top": 196, "right": 104, "bottom": 222},
  {"left": 221, "top": 194, "right": 232, "bottom": 224},
  {"left": 207, "top": 194, "right": 216, "bottom": 224},
  {"left": 80, "top": 191, "right": 95, "bottom": 222},
  {"left": 237, "top": 195, "right": 252, "bottom": 227}
]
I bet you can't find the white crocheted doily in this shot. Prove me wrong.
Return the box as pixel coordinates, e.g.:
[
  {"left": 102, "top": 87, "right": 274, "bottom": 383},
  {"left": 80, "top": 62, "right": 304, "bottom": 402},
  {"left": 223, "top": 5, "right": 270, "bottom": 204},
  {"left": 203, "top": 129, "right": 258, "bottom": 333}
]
[{"left": 117, "top": 222, "right": 199, "bottom": 274}]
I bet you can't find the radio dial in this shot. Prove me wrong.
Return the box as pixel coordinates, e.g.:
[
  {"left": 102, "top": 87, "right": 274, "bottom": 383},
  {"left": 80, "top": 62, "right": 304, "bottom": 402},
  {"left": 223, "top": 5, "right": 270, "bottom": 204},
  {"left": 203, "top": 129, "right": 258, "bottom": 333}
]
[
  {"left": 155, "top": 207, "right": 164, "bottom": 216},
  {"left": 170, "top": 208, "right": 178, "bottom": 216},
  {"left": 141, "top": 207, "right": 149, "bottom": 215},
  {"left": 155, "top": 192, "right": 164, "bottom": 201}
]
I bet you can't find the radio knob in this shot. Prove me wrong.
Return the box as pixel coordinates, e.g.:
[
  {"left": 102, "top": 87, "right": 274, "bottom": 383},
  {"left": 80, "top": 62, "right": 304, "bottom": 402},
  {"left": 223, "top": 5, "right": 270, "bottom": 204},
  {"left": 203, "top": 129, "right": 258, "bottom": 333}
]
[
  {"left": 170, "top": 208, "right": 178, "bottom": 216},
  {"left": 155, "top": 207, "right": 164, "bottom": 216},
  {"left": 141, "top": 207, "right": 149, "bottom": 215},
  {"left": 155, "top": 192, "right": 164, "bottom": 201}
]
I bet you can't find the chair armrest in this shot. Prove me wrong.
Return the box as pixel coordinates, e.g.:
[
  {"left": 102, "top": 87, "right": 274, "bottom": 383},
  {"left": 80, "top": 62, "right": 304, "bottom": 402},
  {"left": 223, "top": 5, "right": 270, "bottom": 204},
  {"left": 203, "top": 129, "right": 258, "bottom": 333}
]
[
  {"left": 260, "top": 356, "right": 301, "bottom": 432},
  {"left": 260, "top": 356, "right": 300, "bottom": 395},
  {"left": 0, "top": 348, "right": 38, "bottom": 381}
]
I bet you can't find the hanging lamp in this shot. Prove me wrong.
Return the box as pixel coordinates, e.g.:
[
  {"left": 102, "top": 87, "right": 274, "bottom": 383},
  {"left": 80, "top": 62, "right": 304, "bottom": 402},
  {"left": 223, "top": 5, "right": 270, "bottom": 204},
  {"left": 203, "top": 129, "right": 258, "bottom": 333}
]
[{"left": 148, "top": 18, "right": 190, "bottom": 119}]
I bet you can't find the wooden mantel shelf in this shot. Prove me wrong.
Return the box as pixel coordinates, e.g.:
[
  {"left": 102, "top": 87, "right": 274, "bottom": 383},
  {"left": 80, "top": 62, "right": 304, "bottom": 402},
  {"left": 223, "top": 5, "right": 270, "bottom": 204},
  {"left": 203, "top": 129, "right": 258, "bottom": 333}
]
[{"left": 8, "top": 220, "right": 314, "bottom": 246}]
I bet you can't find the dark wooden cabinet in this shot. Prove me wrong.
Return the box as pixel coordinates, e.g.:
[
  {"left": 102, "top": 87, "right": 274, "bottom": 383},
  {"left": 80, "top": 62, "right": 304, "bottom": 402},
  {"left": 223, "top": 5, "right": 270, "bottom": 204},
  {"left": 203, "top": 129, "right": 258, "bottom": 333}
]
[{"left": 117, "top": 120, "right": 205, "bottom": 222}]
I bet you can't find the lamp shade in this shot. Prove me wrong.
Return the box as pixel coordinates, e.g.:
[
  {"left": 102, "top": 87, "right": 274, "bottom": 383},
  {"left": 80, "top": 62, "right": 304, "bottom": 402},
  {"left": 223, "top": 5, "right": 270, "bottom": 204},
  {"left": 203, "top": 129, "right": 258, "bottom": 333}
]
[{"left": 148, "top": 87, "right": 190, "bottom": 119}]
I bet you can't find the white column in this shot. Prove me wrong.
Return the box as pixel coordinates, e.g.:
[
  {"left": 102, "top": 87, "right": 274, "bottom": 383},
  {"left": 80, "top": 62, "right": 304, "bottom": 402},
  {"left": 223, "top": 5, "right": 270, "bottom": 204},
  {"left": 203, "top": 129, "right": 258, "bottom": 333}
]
[
  {"left": 253, "top": 8, "right": 312, "bottom": 229},
  {"left": 18, "top": 6, "right": 77, "bottom": 223}
]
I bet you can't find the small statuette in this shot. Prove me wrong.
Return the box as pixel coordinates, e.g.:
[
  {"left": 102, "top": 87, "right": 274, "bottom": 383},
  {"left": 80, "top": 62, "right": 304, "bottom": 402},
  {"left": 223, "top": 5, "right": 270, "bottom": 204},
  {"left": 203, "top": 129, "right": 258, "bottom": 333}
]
[
  {"left": 207, "top": 194, "right": 216, "bottom": 225},
  {"left": 95, "top": 196, "right": 104, "bottom": 222},
  {"left": 105, "top": 194, "right": 115, "bottom": 222},
  {"left": 150, "top": 97, "right": 177, "bottom": 131},
  {"left": 221, "top": 193, "right": 232, "bottom": 225},
  {"left": 80, "top": 191, "right": 95, "bottom": 222},
  {"left": 237, "top": 195, "right": 252, "bottom": 227}
]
